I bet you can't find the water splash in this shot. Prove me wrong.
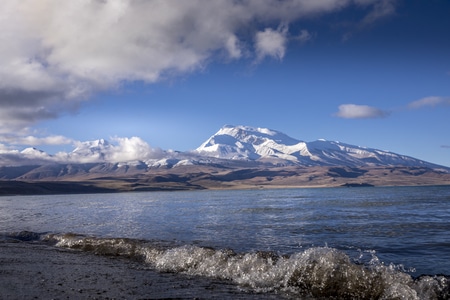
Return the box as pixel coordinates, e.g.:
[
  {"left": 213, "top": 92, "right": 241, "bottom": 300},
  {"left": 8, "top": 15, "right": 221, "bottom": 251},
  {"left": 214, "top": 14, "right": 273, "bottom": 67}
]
[{"left": 41, "top": 232, "right": 449, "bottom": 299}]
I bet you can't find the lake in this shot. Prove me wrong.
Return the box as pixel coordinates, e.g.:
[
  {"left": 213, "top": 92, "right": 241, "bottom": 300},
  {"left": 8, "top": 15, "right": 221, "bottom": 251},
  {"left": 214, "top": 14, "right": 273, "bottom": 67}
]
[{"left": 1, "top": 186, "right": 449, "bottom": 298}]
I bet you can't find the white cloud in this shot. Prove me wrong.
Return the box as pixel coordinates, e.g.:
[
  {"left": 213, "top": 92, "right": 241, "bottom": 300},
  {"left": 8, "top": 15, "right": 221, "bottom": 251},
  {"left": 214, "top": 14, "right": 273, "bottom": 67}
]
[
  {"left": 296, "top": 29, "right": 313, "bottom": 43},
  {"left": 65, "top": 137, "right": 165, "bottom": 164},
  {"left": 6, "top": 135, "right": 74, "bottom": 146},
  {"left": 408, "top": 96, "right": 450, "bottom": 109},
  {"left": 255, "top": 24, "right": 289, "bottom": 62},
  {"left": 360, "top": 0, "right": 397, "bottom": 25},
  {"left": 341, "top": 0, "right": 397, "bottom": 41},
  {"left": 0, "top": 147, "right": 54, "bottom": 166},
  {"left": 225, "top": 34, "right": 243, "bottom": 59},
  {"left": 0, "top": 143, "right": 15, "bottom": 153},
  {"left": 334, "top": 96, "right": 450, "bottom": 120},
  {"left": 0, "top": 136, "right": 165, "bottom": 166},
  {"left": 335, "top": 104, "right": 390, "bottom": 119},
  {"left": 0, "top": 0, "right": 398, "bottom": 142},
  {"left": 108, "top": 137, "right": 163, "bottom": 162}
]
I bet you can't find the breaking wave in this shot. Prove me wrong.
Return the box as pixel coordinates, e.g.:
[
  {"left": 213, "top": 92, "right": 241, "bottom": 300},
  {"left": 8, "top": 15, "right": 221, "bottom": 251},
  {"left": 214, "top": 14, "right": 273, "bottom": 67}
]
[{"left": 5, "top": 231, "right": 450, "bottom": 299}]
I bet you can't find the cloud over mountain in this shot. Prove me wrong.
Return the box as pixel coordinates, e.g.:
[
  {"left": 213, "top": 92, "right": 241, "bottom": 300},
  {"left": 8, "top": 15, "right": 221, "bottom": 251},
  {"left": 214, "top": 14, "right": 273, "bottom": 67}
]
[{"left": 0, "top": 137, "right": 165, "bottom": 166}]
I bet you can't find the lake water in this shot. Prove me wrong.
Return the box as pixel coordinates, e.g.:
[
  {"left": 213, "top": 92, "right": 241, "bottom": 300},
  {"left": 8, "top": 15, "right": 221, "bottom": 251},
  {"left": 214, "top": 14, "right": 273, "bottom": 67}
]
[{"left": 1, "top": 186, "right": 449, "bottom": 298}]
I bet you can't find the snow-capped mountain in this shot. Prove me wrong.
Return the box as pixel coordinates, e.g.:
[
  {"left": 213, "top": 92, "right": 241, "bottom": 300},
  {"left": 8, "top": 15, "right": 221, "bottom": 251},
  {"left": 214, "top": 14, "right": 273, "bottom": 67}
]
[
  {"left": 195, "top": 125, "right": 448, "bottom": 171},
  {"left": 1, "top": 125, "right": 448, "bottom": 172},
  {"left": 72, "top": 139, "right": 111, "bottom": 156},
  {"left": 21, "top": 147, "right": 50, "bottom": 158},
  {"left": 70, "top": 139, "right": 111, "bottom": 161},
  {"left": 195, "top": 125, "right": 308, "bottom": 160},
  {"left": 1, "top": 125, "right": 450, "bottom": 189}
]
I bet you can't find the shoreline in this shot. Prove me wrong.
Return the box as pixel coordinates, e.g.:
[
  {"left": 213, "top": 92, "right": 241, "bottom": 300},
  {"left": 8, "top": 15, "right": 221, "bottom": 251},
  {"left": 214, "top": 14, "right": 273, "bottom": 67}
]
[
  {"left": 0, "top": 240, "right": 282, "bottom": 299},
  {"left": 1, "top": 179, "right": 450, "bottom": 197}
]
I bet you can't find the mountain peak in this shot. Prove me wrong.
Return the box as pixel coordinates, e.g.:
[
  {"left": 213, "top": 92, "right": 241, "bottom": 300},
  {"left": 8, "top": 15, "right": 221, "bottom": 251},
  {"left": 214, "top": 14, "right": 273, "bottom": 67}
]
[
  {"left": 1, "top": 125, "right": 448, "bottom": 172},
  {"left": 217, "top": 125, "right": 300, "bottom": 145},
  {"left": 195, "top": 125, "right": 306, "bottom": 161},
  {"left": 73, "top": 139, "right": 110, "bottom": 152},
  {"left": 193, "top": 125, "right": 449, "bottom": 170},
  {"left": 21, "top": 147, "right": 47, "bottom": 156},
  {"left": 70, "top": 139, "right": 112, "bottom": 161}
]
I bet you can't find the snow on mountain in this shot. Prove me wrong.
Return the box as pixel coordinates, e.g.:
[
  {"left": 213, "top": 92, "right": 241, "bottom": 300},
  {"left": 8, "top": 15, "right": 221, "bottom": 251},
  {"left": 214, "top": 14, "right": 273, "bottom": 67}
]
[
  {"left": 70, "top": 139, "right": 111, "bottom": 161},
  {"left": 1, "top": 125, "right": 448, "bottom": 172},
  {"left": 305, "top": 140, "right": 429, "bottom": 167},
  {"left": 1, "top": 138, "right": 167, "bottom": 167},
  {"left": 195, "top": 125, "right": 448, "bottom": 170},
  {"left": 68, "top": 137, "right": 166, "bottom": 164},
  {"left": 21, "top": 147, "right": 50, "bottom": 158},
  {"left": 72, "top": 139, "right": 110, "bottom": 154},
  {"left": 195, "top": 125, "right": 308, "bottom": 161}
]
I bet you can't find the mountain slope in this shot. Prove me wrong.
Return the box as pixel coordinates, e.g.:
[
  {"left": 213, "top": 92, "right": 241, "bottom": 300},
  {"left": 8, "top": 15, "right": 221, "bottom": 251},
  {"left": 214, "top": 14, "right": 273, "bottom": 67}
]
[
  {"left": 195, "top": 125, "right": 449, "bottom": 171},
  {"left": 1, "top": 125, "right": 449, "bottom": 175},
  {"left": 195, "top": 125, "right": 309, "bottom": 161}
]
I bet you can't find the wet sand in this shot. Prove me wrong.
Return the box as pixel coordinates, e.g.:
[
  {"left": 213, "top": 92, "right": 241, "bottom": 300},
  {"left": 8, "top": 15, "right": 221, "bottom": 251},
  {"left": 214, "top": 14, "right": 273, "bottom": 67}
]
[{"left": 0, "top": 240, "right": 283, "bottom": 299}]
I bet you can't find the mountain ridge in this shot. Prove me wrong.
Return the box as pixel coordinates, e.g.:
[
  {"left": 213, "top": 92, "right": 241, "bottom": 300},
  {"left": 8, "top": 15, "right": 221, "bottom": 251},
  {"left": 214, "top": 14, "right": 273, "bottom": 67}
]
[
  {"left": 2, "top": 125, "right": 449, "bottom": 171},
  {"left": 1, "top": 125, "right": 449, "bottom": 194},
  {"left": 194, "top": 125, "right": 449, "bottom": 171}
]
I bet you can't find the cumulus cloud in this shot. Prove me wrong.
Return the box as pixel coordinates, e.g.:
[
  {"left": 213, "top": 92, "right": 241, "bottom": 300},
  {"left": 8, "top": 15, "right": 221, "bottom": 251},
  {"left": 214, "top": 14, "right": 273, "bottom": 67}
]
[
  {"left": 108, "top": 137, "right": 164, "bottom": 162},
  {"left": 255, "top": 24, "right": 289, "bottom": 62},
  {"left": 0, "top": 0, "right": 397, "bottom": 144},
  {"left": 64, "top": 137, "right": 165, "bottom": 164},
  {"left": 0, "top": 136, "right": 166, "bottom": 166},
  {"left": 335, "top": 104, "right": 390, "bottom": 119},
  {"left": 408, "top": 96, "right": 450, "bottom": 109}
]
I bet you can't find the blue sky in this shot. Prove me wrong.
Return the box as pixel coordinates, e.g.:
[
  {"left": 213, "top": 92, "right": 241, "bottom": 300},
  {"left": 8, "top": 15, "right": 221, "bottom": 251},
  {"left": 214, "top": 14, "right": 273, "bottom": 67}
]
[{"left": 1, "top": 0, "right": 449, "bottom": 167}]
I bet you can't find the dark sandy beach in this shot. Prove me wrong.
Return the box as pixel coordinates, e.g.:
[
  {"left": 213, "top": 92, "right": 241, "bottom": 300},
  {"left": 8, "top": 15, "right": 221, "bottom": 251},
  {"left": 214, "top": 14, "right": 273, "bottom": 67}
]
[{"left": 0, "top": 240, "right": 282, "bottom": 300}]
